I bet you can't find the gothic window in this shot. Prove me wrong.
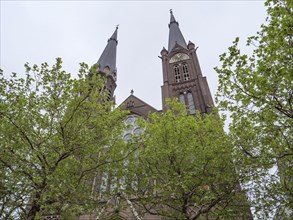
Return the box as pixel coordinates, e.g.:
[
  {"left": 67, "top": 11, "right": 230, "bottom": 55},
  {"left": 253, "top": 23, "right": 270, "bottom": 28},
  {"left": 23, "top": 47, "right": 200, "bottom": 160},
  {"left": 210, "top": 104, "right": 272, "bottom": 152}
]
[
  {"left": 179, "top": 94, "right": 185, "bottom": 104},
  {"left": 126, "top": 100, "right": 134, "bottom": 108},
  {"left": 100, "top": 172, "right": 108, "bottom": 193},
  {"left": 134, "top": 127, "right": 144, "bottom": 135},
  {"left": 107, "top": 89, "right": 112, "bottom": 101},
  {"left": 182, "top": 63, "right": 190, "bottom": 81},
  {"left": 123, "top": 133, "right": 132, "bottom": 142},
  {"left": 187, "top": 92, "right": 196, "bottom": 114},
  {"left": 174, "top": 65, "right": 181, "bottom": 82},
  {"left": 123, "top": 115, "right": 144, "bottom": 142},
  {"left": 110, "top": 176, "right": 118, "bottom": 191}
]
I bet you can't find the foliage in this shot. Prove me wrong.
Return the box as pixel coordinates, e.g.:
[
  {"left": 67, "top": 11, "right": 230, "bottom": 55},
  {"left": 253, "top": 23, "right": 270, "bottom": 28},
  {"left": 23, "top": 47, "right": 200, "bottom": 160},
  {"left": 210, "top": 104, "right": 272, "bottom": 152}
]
[
  {"left": 121, "top": 99, "right": 251, "bottom": 219},
  {"left": 0, "top": 58, "right": 129, "bottom": 219},
  {"left": 214, "top": 0, "right": 292, "bottom": 218}
]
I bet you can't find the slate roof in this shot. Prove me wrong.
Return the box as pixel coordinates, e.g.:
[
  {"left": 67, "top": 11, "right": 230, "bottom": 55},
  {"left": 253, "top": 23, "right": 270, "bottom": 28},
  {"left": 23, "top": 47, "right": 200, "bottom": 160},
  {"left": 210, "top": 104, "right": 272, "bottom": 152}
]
[
  {"left": 119, "top": 94, "right": 158, "bottom": 119},
  {"left": 168, "top": 11, "right": 187, "bottom": 52},
  {"left": 97, "top": 27, "right": 118, "bottom": 76}
]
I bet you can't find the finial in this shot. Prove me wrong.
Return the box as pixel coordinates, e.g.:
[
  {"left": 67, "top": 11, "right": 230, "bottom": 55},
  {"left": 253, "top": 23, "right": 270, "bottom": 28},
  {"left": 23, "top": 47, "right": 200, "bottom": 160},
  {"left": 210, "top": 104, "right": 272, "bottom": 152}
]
[
  {"left": 170, "top": 9, "right": 173, "bottom": 14},
  {"left": 130, "top": 89, "right": 134, "bottom": 95},
  {"left": 116, "top": 24, "right": 119, "bottom": 29}
]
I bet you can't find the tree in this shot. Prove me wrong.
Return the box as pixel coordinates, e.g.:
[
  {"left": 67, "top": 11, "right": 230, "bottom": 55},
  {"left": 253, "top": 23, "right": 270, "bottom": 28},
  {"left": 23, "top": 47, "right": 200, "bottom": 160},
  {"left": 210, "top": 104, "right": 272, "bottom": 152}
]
[
  {"left": 214, "top": 0, "right": 292, "bottom": 218},
  {"left": 0, "top": 58, "right": 130, "bottom": 219},
  {"left": 121, "top": 100, "right": 252, "bottom": 219}
]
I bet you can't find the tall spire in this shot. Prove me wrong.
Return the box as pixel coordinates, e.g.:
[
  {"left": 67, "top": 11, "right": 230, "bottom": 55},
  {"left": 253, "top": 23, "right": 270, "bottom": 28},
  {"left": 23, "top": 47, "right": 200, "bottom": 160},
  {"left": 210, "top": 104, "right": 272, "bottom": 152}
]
[
  {"left": 168, "top": 10, "right": 187, "bottom": 52},
  {"left": 97, "top": 26, "right": 118, "bottom": 78}
]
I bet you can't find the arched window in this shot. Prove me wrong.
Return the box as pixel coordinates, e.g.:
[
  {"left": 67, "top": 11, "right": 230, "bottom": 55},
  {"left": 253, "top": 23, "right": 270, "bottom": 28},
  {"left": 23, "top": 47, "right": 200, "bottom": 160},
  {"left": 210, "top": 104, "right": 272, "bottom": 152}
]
[
  {"left": 182, "top": 63, "right": 190, "bottom": 81},
  {"left": 174, "top": 65, "right": 181, "bottom": 82},
  {"left": 107, "top": 89, "right": 112, "bottom": 101},
  {"left": 187, "top": 92, "right": 196, "bottom": 114},
  {"left": 179, "top": 94, "right": 185, "bottom": 104},
  {"left": 100, "top": 172, "right": 108, "bottom": 193}
]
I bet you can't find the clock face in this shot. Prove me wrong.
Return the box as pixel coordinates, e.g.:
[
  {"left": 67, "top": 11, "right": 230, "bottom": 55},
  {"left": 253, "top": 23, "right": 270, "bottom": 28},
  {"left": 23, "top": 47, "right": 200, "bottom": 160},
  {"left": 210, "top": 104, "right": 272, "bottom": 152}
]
[{"left": 169, "top": 53, "right": 190, "bottom": 63}]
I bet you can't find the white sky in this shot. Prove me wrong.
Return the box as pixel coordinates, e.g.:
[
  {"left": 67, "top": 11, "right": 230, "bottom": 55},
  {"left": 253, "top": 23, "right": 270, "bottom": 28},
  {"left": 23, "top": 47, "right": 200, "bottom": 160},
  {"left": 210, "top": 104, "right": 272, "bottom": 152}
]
[{"left": 1, "top": 0, "right": 267, "bottom": 110}]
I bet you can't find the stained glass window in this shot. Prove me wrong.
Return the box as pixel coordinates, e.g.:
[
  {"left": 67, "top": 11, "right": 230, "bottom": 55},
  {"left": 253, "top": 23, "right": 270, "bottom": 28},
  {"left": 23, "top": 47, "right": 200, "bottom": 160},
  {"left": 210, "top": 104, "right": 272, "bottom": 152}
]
[
  {"left": 187, "top": 92, "right": 196, "bottom": 114},
  {"left": 179, "top": 94, "right": 185, "bottom": 104}
]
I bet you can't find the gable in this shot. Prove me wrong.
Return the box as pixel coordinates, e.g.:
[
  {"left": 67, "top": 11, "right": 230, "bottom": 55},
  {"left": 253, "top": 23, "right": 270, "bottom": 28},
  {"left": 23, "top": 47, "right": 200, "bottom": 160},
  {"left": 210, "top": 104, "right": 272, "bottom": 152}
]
[
  {"left": 169, "top": 42, "right": 188, "bottom": 54},
  {"left": 119, "top": 95, "right": 158, "bottom": 118}
]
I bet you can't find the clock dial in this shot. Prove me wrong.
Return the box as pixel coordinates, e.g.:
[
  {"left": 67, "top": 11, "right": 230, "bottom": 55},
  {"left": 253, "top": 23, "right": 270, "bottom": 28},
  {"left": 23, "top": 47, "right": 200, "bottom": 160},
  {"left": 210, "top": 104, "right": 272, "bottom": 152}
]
[{"left": 169, "top": 53, "right": 190, "bottom": 63}]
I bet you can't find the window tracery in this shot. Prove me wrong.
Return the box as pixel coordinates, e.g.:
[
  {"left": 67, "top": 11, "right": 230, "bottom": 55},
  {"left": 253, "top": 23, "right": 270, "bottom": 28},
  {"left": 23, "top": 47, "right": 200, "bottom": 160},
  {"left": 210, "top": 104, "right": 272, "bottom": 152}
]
[
  {"left": 123, "top": 115, "right": 144, "bottom": 142},
  {"left": 174, "top": 65, "right": 181, "bottom": 82},
  {"left": 187, "top": 92, "right": 196, "bottom": 114},
  {"left": 182, "top": 63, "right": 190, "bottom": 81},
  {"left": 179, "top": 94, "right": 185, "bottom": 104}
]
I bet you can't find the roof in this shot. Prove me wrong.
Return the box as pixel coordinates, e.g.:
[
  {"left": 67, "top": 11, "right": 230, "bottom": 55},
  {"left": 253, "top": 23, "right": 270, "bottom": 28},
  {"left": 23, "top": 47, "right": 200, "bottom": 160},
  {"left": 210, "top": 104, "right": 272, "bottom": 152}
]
[
  {"left": 119, "top": 94, "right": 158, "bottom": 119},
  {"left": 97, "top": 27, "right": 118, "bottom": 77},
  {"left": 168, "top": 11, "right": 187, "bottom": 52}
]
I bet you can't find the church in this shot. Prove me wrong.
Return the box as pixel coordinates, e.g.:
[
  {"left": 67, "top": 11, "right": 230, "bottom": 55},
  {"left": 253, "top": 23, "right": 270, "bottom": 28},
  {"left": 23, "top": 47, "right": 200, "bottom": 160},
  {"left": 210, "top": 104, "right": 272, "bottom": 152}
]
[
  {"left": 77, "top": 9, "right": 249, "bottom": 220},
  {"left": 41, "top": 11, "right": 253, "bottom": 220},
  {"left": 96, "top": 10, "right": 214, "bottom": 120},
  {"left": 80, "top": 10, "right": 219, "bottom": 220}
]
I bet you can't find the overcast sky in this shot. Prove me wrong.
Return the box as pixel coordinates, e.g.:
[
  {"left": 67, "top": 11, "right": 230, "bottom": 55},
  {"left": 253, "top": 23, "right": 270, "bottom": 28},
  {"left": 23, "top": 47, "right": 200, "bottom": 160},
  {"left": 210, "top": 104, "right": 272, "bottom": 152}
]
[{"left": 1, "top": 0, "right": 267, "bottom": 110}]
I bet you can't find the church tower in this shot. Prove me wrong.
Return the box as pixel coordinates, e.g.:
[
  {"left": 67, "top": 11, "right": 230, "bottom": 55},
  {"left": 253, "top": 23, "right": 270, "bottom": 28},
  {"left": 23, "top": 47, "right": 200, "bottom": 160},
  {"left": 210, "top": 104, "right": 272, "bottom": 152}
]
[
  {"left": 160, "top": 11, "right": 214, "bottom": 114},
  {"left": 94, "top": 26, "right": 118, "bottom": 102}
]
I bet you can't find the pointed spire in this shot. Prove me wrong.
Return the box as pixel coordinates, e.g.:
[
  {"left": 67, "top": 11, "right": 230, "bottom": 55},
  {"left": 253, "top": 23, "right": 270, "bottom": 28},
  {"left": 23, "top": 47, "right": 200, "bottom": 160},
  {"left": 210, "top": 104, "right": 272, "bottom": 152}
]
[
  {"left": 97, "top": 26, "right": 118, "bottom": 78},
  {"left": 168, "top": 10, "right": 187, "bottom": 52},
  {"left": 108, "top": 25, "right": 118, "bottom": 44},
  {"left": 170, "top": 9, "right": 176, "bottom": 24}
]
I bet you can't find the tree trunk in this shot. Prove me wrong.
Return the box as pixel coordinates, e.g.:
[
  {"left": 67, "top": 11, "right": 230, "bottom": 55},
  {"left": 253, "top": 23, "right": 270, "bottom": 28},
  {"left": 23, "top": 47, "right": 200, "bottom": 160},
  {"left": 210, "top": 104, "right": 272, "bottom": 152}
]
[{"left": 27, "top": 192, "right": 41, "bottom": 220}]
